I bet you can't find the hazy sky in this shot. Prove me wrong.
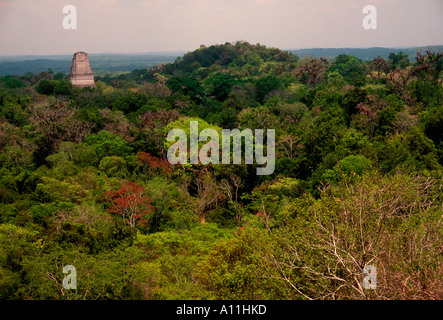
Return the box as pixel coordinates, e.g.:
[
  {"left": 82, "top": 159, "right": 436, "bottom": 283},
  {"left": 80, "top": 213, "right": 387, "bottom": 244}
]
[{"left": 0, "top": 0, "right": 442, "bottom": 55}]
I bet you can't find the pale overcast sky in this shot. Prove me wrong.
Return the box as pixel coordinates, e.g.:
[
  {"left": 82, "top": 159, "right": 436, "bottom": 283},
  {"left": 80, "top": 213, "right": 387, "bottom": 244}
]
[{"left": 0, "top": 0, "right": 442, "bottom": 55}]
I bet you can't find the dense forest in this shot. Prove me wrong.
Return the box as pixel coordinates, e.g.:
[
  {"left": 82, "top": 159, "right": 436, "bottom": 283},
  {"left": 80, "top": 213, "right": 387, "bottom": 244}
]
[
  {"left": 290, "top": 45, "right": 443, "bottom": 61},
  {"left": 0, "top": 41, "right": 442, "bottom": 300},
  {"left": 3, "top": 46, "right": 442, "bottom": 77}
]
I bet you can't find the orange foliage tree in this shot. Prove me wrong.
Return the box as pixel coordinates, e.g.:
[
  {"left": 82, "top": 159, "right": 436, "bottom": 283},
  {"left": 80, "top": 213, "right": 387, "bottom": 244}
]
[
  {"left": 136, "top": 152, "right": 173, "bottom": 176},
  {"left": 105, "top": 181, "right": 154, "bottom": 228}
]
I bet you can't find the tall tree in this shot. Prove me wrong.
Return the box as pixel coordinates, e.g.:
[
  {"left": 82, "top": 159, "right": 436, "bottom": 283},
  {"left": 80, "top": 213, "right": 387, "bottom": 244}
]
[{"left": 106, "top": 181, "right": 154, "bottom": 228}]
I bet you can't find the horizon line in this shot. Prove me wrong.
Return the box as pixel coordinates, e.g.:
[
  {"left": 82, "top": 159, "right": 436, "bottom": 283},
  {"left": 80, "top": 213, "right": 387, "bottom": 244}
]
[{"left": 1, "top": 44, "right": 442, "bottom": 58}]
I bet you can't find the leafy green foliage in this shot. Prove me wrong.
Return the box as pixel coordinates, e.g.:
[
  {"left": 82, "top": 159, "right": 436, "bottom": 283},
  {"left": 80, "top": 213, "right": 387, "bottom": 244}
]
[
  {"left": 84, "top": 130, "right": 133, "bottom": 161},
  {"left": 0, "top": 77, "right": 26, "bottom": 89},
  {"left": 36, "top": 79, "right": 57, "bottom": 95},
  {"left": 329, "top": 54, "right": 366, "bottom": 85},
  {"left": 388, "top": 51, "right": 410, "bottom": 69}
]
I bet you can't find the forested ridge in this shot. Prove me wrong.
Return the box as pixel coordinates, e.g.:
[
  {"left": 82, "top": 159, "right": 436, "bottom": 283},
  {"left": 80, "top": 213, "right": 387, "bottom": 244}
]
[
  {"left": 0, "top": 54, "right": 180, "bottom": 76},
  {"left": 0, "top": 41, "right": 442, "bottom": 300}
]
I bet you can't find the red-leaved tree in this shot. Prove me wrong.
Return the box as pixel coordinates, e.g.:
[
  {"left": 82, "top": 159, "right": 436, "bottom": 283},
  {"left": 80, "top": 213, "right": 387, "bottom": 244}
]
[
  {"left": 136, "top": 152, "right": 173, "bottom": 176},
  {"left": 106, "top": 181, "right": 154, "bottom": 228}
]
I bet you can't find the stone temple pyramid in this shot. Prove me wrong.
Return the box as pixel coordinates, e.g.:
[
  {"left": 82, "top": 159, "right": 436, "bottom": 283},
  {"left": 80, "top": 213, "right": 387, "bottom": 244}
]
[{"left": 68, "top": 52, "right": 95, "bottom": 87}]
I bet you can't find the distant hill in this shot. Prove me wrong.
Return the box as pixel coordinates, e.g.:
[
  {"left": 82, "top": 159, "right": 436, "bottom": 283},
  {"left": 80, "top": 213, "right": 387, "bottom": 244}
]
[
  {"left": 161, "top": 42, "right": 299, "bottom": 77},
  {"left": 0, "top": 53, "right": 181, "bottom": 76},
  {"left": 290, "top": 46, "right": 443, "bottom": 61}
]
